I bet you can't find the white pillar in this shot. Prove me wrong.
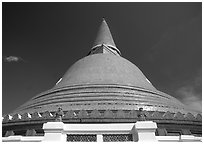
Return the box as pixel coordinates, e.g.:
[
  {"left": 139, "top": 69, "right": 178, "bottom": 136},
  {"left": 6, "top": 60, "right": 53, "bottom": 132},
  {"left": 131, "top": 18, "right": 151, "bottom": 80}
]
[
  {"left": 135, "top": 121, "right": 158, "bottom": 142},
  {"left": 97, "top": 134, "right": 103, "bottom": 142},
  {"left": 42, "top": 122, "right": 66, "bottom": 142}
]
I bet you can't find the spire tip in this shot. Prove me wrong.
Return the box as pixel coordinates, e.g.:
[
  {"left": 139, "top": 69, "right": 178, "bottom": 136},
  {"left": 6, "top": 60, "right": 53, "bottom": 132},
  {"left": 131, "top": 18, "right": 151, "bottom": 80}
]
[{"left": 89, "top": 19, "right": 121, "bottom": 56}]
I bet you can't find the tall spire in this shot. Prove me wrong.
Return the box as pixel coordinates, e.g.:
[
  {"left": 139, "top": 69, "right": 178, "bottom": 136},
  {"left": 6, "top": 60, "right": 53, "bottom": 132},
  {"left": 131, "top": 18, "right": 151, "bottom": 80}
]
[{"left": 89, "top": 18, "right": 121, "bottom": 56}]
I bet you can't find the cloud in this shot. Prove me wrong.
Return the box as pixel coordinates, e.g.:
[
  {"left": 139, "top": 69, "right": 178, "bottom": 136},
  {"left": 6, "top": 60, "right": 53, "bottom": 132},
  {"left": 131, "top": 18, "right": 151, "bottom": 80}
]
[
  {"left": 3, "top": 56, "right": 25, "bottom": 62},
  {"left": 145, "top": 14, "right": 202, "bottom": 113},
  {"left": 176, "top": 70, "right": 202, "bottom": 112},
  {"left": 177, "top": 86, "right": 202, "bottom": 112}
]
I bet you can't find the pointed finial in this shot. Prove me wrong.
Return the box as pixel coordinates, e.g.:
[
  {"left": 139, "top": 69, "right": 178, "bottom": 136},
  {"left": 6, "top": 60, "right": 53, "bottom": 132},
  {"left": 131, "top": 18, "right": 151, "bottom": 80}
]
[{"left": 91, "top": 18, "right": 121, "bottom": 55}]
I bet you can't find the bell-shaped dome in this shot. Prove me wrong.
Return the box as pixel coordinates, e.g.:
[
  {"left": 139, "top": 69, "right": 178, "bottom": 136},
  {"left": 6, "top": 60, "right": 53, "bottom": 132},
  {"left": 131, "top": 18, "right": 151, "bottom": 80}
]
[
  {"left": 12, "top": 19, "right": 192, "bottom": 116},
  {"left": 53, "top": 19, "right": 155, "bottom": 92},
  {"left": 53, "top": 54, "right": 157, "bottom": 92}
]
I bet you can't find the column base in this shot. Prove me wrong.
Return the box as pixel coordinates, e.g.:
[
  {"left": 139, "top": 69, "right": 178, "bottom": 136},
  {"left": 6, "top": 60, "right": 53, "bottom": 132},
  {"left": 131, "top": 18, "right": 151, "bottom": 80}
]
[{"left": 135, "top": 121, "right": 157, "bottom": 142}]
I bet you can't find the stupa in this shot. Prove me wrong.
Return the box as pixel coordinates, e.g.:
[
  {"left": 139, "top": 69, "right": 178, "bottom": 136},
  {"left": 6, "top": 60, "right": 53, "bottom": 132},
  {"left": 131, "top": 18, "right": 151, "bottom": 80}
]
[{"left": 2, "top": 19, "right": 202, "bottom": 137}]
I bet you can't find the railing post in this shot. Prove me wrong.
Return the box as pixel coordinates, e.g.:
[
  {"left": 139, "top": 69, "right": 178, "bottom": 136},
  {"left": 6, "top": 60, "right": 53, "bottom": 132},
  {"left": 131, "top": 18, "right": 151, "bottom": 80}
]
[
  {"left": 42, "top": 122, "right": 66, "bottom": 142},
  {"left": 135, "top": 121, "right": 158, "bottom": 142},
  {"left": 97, "top": 134, "right": 103, "bottom": 142}
]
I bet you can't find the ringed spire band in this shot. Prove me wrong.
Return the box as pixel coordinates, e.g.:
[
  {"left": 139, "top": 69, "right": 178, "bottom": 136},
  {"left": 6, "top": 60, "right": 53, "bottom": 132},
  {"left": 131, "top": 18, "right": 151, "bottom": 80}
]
[{"left": 90, "top": 18, "right": 121, "bottom": 56}]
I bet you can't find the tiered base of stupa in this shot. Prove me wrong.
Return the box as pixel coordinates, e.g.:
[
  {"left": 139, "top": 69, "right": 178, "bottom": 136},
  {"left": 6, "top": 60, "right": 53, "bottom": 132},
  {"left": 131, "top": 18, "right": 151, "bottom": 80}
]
[{"left": 2, "top": 108, "right": 202, "bottom": 137}]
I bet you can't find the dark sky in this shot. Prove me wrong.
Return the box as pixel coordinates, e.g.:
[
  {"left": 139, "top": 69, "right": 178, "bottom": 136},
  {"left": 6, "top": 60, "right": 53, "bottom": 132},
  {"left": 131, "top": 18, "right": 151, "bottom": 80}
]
[{"left": 2, "top": 2, "right": 202, "bottom": 115}]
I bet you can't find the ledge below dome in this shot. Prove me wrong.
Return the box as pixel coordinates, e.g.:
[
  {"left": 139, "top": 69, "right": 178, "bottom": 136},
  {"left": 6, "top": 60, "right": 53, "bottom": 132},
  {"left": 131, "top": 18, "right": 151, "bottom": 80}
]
[{"left": 10, "top": 84, "right": 189, "bottom": 116}]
